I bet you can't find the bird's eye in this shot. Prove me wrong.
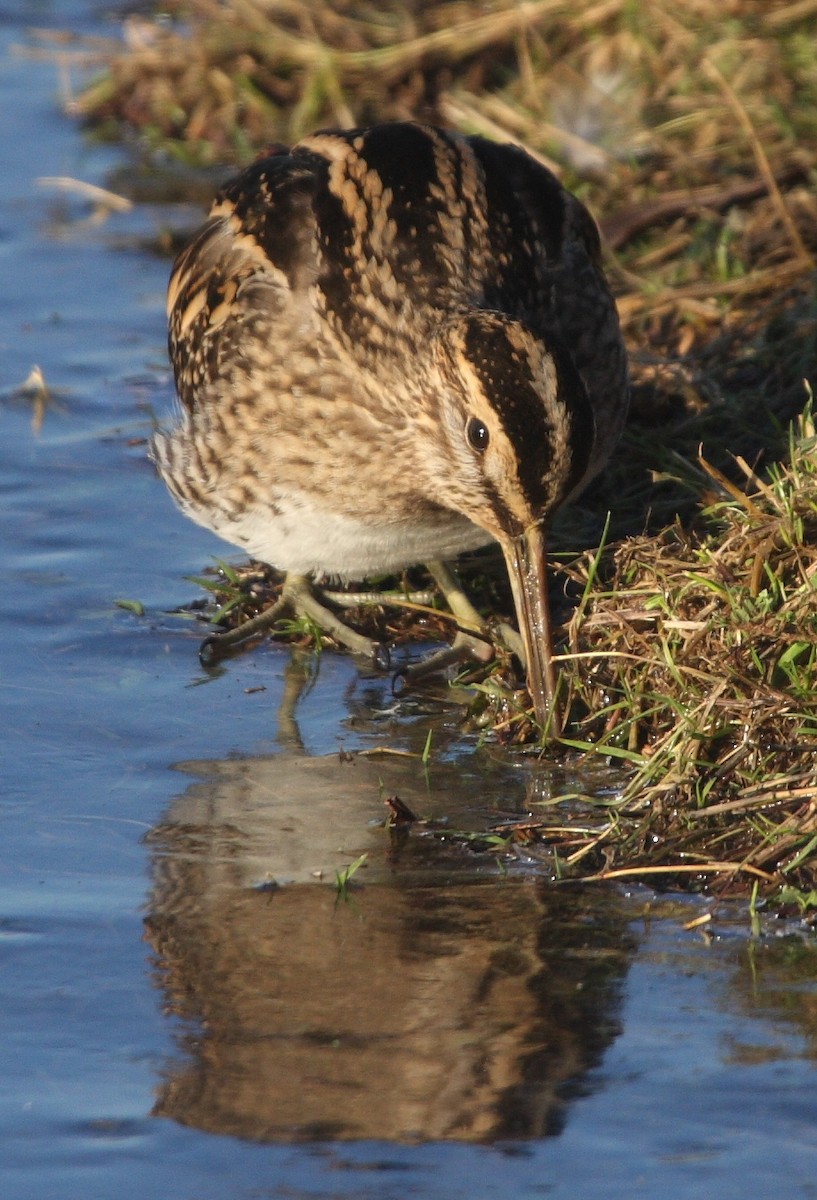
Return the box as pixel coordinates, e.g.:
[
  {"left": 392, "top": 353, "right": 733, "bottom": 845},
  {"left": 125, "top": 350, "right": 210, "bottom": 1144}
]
[{"left": 466, "top": 417, "right": 490, "bottom": 453}]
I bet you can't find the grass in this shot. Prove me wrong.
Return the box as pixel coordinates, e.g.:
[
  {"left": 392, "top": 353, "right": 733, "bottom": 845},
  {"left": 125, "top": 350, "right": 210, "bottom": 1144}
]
[
  {"left": 510, "top": 401, "right": 817, "bottom": 907},
  {"left": 48, "top": 0, "right": 817, "bottom": 909}
]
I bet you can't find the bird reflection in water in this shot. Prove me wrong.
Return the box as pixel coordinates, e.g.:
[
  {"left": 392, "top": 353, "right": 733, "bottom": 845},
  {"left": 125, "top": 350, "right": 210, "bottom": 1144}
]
[{"left": 145, "top": 748, "right": 634, "bottom": 1142}]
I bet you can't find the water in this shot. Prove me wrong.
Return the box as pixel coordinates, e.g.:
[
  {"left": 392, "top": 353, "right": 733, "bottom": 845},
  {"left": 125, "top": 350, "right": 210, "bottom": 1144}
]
[{"left": 2, "top": 4, "right": 817, "bottom": 1197}]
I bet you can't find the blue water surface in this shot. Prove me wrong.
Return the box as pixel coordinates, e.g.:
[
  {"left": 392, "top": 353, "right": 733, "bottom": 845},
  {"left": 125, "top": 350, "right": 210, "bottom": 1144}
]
[{"left": 2, "top": 5, "right": 817, "bottom": 1198}]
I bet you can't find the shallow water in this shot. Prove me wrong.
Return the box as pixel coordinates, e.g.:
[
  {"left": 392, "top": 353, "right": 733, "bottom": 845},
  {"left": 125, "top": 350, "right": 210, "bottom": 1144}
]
[{"left": 2, "top": 4, "right": 817, "bottom": 1197}]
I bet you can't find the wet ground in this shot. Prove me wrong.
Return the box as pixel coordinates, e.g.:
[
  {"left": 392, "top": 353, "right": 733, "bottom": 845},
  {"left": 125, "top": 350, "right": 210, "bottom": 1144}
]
[{"left": 3, "top": 4, "right": 817, "bottom": 1197}]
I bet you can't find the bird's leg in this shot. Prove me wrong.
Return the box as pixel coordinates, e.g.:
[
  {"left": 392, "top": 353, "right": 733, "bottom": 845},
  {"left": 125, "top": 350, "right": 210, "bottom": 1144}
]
[
  {"left": 394, "top": 560, "right": 498, "bottom": 689},
  {"left": 198, "top": 572, "right": 388, "bottom": 669},
  {"left": 394, "top": 558, "right": 541, "bottom": 694},
  {"left": 426, "top": 561, "right": 485, "bottom": 635},
  {"left": 427, "top": 560, "right": 528, "bottom": 665}
]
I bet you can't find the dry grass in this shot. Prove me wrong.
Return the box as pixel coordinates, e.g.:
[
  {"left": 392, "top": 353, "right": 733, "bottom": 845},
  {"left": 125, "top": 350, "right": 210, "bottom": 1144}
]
[
  {"left": 533, "top": 401, "right": 817, "bottom": 907},
  {"left": 50, "top": 0, "right": 817, "bottom": 907}
]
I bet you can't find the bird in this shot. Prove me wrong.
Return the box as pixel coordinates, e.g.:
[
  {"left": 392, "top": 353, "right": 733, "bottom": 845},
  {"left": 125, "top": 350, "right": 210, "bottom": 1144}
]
[{"left": 152, "top": 121, "right": 629, "bottom": 734}]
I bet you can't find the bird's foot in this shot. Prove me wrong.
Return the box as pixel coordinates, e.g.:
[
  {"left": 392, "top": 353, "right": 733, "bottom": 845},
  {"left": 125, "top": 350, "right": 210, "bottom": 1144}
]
[
  {"left": 198, "top": 572, "right": 389, "bottom": 669},
  {"left": 392, "top": 628, "right": 494, "bottom": 693},
  {"left": 199, "top": 593, "right": 289, "bottom": 667},
  {"left": 197, "top": 561, "right": 524, "bottom": 703},
  {"left": 393, "top": 562, "right": 526, "bottom": 696}
]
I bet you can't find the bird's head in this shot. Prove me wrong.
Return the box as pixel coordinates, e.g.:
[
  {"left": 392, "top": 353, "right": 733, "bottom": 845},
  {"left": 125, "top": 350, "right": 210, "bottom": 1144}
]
[
  {"left": 427, "top": 311, "right": 596, "bottom": 734},
  {"left": 430, "top": 310, "right": 594, "bottom": 539}
]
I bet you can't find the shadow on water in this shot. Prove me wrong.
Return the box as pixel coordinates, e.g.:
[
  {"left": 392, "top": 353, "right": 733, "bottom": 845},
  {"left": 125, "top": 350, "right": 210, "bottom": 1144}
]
[{"left": 144, "top": 741, "right": 635, "bottom": 1144}]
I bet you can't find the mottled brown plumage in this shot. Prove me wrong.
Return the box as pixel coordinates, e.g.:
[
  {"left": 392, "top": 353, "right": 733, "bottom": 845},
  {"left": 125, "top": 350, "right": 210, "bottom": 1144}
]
[{"left": 153, "top": 122, "right": 629, "bottom": 730}]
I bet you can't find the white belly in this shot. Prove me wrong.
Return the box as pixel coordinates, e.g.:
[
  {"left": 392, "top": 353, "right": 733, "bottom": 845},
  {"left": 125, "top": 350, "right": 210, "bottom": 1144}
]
[{"left": 181, "top": 489, "right": 495, "bottom": 579}]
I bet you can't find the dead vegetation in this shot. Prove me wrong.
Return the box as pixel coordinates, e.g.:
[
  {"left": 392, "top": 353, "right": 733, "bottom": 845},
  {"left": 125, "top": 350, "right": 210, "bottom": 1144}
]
[
  {"left": 541, "top": 403, "right": 817, "bottom": 909},
  {"left": 49, "top": 0, "right": 817, "bottom": 906}
]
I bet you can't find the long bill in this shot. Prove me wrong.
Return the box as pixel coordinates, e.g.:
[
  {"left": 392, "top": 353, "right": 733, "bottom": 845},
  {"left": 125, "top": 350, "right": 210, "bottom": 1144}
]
[{"left": 500, "top": 522, "right": 561, "bottom": 738}]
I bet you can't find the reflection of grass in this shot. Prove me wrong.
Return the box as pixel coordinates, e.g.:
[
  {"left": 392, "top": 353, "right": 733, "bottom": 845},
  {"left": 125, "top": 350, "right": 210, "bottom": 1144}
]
[
  {"left": 335, "top": 853, "right": 368, "bottom": 901},
  {"left": 65, "top": 0, "right": 817, "bottom": 909}
]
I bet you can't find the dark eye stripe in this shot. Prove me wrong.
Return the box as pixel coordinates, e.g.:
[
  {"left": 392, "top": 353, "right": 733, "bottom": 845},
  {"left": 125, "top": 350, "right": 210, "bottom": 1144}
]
[{"left": 462, "top": 314, "right": 593, "bottom": 514}]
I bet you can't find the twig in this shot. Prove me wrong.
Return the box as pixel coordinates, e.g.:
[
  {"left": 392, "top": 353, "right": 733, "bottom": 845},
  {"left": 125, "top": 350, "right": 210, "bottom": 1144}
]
[{"left": 37, "top": 176, "right": 133, "bottom": 212}]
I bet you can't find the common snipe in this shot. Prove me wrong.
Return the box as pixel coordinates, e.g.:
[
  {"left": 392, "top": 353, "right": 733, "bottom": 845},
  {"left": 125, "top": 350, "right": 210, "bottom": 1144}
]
[{"left": 153, "top": 122, "right": 629, "bottom": 732}]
